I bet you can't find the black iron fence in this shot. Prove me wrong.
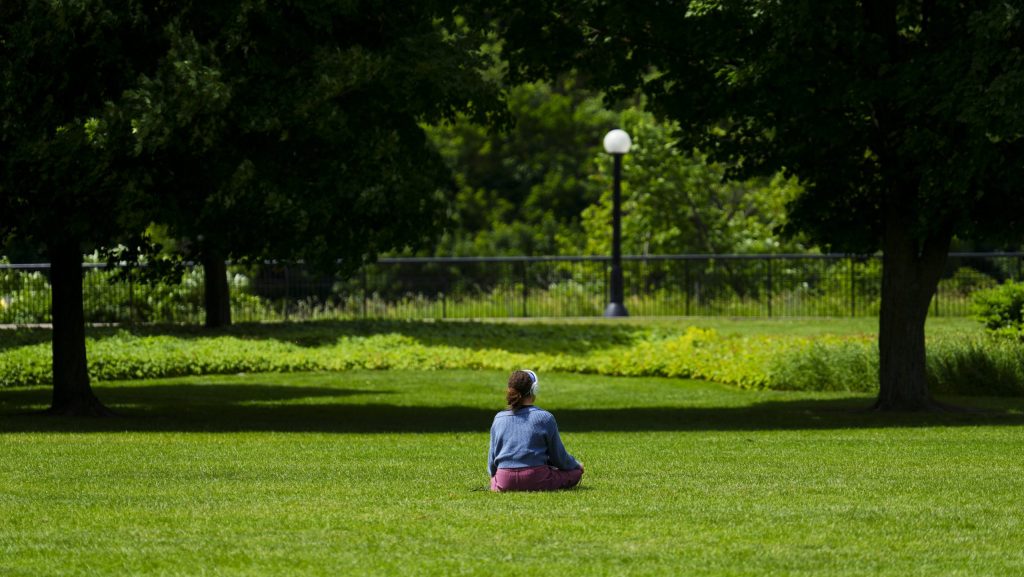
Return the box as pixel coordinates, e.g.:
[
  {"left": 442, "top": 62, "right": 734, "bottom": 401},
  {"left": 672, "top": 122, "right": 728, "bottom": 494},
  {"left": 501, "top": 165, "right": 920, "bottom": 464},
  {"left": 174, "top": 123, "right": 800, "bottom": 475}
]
[{"left": 1, "top": 253, "right": 1022, "bottom": 325}]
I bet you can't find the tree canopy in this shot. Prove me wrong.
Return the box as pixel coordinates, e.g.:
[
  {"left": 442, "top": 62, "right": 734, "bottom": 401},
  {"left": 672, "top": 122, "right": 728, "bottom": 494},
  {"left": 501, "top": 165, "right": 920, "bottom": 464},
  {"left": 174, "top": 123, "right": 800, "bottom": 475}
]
[
  {"left": 130, "top": 2, "right": 504, "bottom": 273},
  {"left": 0, "top": 1, "right": 165, "bottom": 254},
  {"left": 124, "top": 1, "right": 504, "bottom": 325}
]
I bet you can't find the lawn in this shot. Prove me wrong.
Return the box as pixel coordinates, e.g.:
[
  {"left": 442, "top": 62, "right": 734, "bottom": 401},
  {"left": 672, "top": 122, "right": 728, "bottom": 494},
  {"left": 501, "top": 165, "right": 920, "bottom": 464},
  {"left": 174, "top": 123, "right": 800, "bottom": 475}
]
[{"left": 2, "top": 369, "right": 1023, "bottom": 576}]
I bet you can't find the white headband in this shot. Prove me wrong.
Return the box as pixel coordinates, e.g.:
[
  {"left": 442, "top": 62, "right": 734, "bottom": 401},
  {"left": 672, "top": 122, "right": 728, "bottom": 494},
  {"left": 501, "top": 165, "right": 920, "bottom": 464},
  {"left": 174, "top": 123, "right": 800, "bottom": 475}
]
[{"left": 523, "top": 369, "right": 539, "bottom": 397}]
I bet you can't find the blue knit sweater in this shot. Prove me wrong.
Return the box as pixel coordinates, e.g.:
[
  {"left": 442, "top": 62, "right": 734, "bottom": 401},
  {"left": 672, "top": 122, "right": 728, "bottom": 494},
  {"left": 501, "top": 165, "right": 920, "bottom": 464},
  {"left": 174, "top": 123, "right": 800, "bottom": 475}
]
[{"left": 487, "top": 405, "right": 581, "bottom": 477}]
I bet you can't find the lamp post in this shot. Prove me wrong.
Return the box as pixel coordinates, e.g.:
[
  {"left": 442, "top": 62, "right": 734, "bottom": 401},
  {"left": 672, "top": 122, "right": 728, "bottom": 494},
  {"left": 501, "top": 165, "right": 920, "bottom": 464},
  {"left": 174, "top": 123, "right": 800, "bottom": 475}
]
[{"left": 603, "top": 129, "right": 631, "bottom": 317}]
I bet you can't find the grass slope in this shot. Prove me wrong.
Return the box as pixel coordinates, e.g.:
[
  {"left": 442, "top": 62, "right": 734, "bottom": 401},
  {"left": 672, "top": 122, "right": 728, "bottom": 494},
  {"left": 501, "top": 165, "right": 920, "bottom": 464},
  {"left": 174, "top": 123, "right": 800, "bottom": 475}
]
[{"left": 2, "top": 369, "right": 1023, "bottom": 576}]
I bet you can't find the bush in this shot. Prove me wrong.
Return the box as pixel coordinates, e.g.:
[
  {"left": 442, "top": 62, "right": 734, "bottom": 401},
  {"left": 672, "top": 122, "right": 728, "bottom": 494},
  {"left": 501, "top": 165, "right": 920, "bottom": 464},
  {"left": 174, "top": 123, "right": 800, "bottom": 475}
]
[
  {"left": 940, "top": 267, "right": 998, "bottom": 297},
  {"left": 928, "top": 336, "right": 1024, "bottom": 397},
  {"left": 768, "top": 337, "right": 878, "bottom": 392},
  {"left": 971, "top": 281, "right": 1024, "bottom": 335}
]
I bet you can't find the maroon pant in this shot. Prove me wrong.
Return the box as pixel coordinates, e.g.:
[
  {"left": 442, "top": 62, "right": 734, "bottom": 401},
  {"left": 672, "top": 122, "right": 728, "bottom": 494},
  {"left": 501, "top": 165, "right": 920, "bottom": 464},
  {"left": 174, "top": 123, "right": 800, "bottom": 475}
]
[{"left": 490, "top": 465, "right": 583, "bottom": 492}]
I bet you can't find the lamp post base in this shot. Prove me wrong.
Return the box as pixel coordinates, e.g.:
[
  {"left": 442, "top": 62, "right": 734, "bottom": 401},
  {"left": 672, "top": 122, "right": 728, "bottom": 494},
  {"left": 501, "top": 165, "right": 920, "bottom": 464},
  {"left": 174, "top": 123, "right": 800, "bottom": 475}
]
[{"left": 604, "top": 302, "right": 629, "bottom": 317}]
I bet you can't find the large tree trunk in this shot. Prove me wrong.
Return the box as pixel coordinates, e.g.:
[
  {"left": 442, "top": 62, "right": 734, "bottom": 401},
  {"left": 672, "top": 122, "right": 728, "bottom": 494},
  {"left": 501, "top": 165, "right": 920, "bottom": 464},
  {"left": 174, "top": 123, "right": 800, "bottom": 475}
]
[
  {"left": 48, "top": 241, "right": 110, "bottom": 416},
  {"left": 202, "top": 254, "right": 231, "bottom": 328},
  {"left": 875, "top": 215, "right": 952, "bottom": 410}
]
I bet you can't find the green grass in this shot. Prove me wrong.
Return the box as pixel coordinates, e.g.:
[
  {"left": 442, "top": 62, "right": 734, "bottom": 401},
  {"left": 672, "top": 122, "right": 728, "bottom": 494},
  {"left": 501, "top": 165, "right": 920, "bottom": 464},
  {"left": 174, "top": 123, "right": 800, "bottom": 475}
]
[{"left": 2, "top": 369, "right": 1023, "bottom": 576}]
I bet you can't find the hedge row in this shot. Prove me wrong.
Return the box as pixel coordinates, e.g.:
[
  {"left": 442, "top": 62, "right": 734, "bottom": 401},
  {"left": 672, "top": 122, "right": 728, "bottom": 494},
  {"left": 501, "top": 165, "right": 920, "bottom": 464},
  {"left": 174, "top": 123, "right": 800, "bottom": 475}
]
[{"left": 3, "top": 325, "right": 1022, "bottom": 396}]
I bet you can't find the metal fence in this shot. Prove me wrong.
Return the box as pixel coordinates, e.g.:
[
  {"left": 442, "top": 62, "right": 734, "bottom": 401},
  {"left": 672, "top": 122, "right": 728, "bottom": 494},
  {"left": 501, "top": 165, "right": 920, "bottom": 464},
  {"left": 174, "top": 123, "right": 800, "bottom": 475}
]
[{"left": 1, "top": 252, "right": 1022, "bottom": 325}]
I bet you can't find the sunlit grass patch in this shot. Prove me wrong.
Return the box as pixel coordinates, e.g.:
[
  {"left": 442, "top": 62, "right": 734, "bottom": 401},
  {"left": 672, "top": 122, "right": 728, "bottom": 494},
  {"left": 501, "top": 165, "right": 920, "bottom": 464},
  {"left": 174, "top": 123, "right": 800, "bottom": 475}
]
[{"left": 1, "top": 370, "right": 1023, "bottom": 576}]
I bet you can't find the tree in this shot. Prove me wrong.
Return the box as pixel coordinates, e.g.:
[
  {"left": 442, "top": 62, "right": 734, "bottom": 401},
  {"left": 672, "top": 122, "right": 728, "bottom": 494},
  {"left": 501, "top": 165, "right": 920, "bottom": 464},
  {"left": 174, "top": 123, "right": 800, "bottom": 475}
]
[
  {"left": 127, "top": 1, "right": 504, "bottom": 326},
  {"left": 486, "top": 0, "right": 1024, "bottom": 409},
  {"left": 1, "top": 0, "right": 503, "bottom": 412},
  {"left": 0, "top": 1, "right": 172, "bottom": 415}
]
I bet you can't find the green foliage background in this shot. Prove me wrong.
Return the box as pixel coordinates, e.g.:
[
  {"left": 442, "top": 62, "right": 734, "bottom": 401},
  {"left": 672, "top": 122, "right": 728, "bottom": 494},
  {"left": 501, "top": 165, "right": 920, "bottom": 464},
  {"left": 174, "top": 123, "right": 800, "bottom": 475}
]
[{"left": 422, "top": 74, "right": 803, "bottom": 258}]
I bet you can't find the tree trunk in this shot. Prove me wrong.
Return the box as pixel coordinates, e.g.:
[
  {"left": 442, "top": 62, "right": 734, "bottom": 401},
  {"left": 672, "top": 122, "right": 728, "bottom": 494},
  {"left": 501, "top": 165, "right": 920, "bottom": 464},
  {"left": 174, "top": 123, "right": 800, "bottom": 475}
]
[
  {"left": 875, "top": 215, "right": 952, "bottom": 410},
  {"left": 202, "top": 254, "right": 232, "bottom": 328},
  {"left": 48, "top": 241, "right": 110, "bottom": 416}
]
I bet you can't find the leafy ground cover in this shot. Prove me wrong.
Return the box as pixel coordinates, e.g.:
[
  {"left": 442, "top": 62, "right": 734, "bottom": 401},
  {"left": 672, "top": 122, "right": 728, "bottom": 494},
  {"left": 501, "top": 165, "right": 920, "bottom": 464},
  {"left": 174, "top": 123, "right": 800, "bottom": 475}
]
[
  {"left": 2, "top": 317, "right": 1021, "bottom": 396},
  {"left": 1, "top": 369, "right": 1023, "bottom": 576}
]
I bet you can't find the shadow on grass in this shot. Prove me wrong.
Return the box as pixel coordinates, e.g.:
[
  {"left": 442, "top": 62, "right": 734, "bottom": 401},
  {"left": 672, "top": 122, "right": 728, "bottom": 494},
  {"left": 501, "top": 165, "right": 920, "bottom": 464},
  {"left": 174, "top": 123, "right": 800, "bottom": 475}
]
[
  {"left": 171, "top": 320, "right": 647, "bottom": 354},
  {"left": 1, "top": 383, "right": 1022, "bottom": 433},
  {"left": 0, "top": 328, "right": 53, "bottom": 352},
  {"left": 0, "top": 320, "right": 647, "bottom": 355}
]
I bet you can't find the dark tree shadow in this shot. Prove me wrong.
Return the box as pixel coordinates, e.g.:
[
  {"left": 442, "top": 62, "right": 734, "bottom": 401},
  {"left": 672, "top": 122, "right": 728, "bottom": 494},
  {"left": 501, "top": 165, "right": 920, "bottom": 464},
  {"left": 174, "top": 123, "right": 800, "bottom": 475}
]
[
  {"left": 1, "top": 383, "right": 1021, "bottom": 434},
  {"left": 0, "top": 320, "right": 647, "bottom": 355},
  {"left": 0, "top": 327, "right": 53, "bottom": 352},
  {"left": 181, "top": 319, "right": 647, "bottom": 354}
]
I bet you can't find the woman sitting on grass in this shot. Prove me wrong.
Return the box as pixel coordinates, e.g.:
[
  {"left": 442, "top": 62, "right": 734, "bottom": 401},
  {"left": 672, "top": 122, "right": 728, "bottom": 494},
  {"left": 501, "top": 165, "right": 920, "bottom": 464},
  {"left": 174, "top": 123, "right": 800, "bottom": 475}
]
[{"left": 488, "top": 369, "right": 584, "bottom": 492}]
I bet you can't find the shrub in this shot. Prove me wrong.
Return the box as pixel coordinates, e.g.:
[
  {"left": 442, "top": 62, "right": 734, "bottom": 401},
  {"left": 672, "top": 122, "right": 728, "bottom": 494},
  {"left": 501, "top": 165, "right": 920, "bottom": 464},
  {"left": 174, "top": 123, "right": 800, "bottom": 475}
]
[
  {"left": 939, "top": 267, "right": 998, "bottom": 297},
  {"left": 971, "top": 281, "right": 1024, "bottom": 335},
  {"left": 927, "top": 336, "right": 1024, "bottom": 397},
  {"left": 768, "top": 337, "right": 878, "bottom": 392}
]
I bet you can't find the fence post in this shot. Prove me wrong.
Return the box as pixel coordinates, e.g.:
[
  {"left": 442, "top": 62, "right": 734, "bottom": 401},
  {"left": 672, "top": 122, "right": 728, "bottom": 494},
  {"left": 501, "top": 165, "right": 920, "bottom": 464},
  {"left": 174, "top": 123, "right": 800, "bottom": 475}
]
[
  {"left": 849, "top": 257, "right": 855, "bottom": 317},
  {"left": 283, "top": 265, "right": 290, "bottom": 321},
  {"left": 361, "top": 267, "right": 368, "bottom": 319},
  {"left": 521, "top": 260, "right": 529, "bottom": 318},
  {"left": 684, "top": 259, "right": 691, "bottom": 316},
  {"left": 603, "top": 259, "right": 609, "bottom": 307},
  {"left": 127, "top": 266, "right": 135, "bottom": 329},
  {"left": 766, "top": 258, "right": 773, "bottom": 318}
]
